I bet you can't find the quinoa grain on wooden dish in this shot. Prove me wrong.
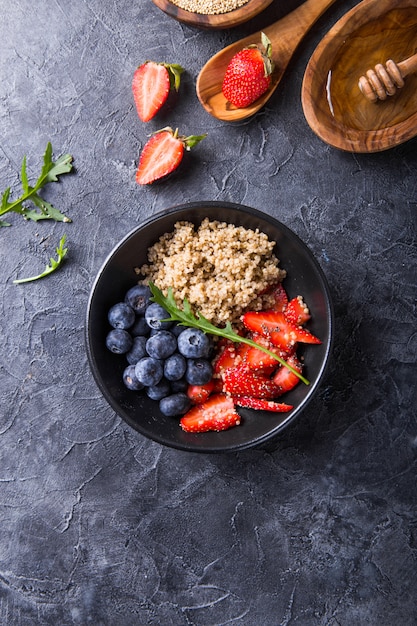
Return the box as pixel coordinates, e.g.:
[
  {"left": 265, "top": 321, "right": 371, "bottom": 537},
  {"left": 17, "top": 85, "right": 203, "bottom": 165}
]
[{"left": 169, "top": 0, "right": 250, "bottom": 15}]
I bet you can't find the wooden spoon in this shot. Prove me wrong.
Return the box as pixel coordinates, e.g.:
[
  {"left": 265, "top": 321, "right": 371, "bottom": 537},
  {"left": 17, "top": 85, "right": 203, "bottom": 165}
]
[{"left": 196, "top": 0, "right": 337, "bottom": 122}]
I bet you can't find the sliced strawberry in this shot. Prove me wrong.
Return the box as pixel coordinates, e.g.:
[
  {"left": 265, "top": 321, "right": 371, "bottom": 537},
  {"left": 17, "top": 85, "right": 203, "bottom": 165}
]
[
  {"left": 135, "top": 127, "right": 206, "bottom": 185},
  {"left": 270, "top": 282, "right": 289, "bottom": 312},
  {"left": 243, "top": 333, "right": 289, "bottom": 372},
  {"left": 242, "top": 310, "right": 321, "bottom": 350},
  {"left": 284, "top": 296, "right": 311, "bottom": 325},
  {"left": 213, "top": 342, "right": 240, "bottom": 376},
  {"left": 187, "top": 380, "right": 215, "bottom": 404},
  {"left": 222, "top": 364, "right": 280, "bottom": 399},
  {"left": 132, "top": 61, "right": 184, "bottom": 122},
  {"left": 272, "top": 354, "right": 303, "bottom": 395},
  {"left": 232, "top": 396, "right": 293, "bottom": 412},
  {"left": 180, "top": 393, "right": 240, "bottom": 433}
]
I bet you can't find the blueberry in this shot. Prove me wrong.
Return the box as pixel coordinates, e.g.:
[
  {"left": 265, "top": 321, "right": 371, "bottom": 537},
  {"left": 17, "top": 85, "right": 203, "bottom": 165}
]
[
  {"left": 185, "top": 358, "right": 213, "bottom": 385},
  {"left": 123, "top": 365, "right": 144, "bottom": 391},
  {"left": 159, "top": 393, "right": 191, "bottom": 417},
  {"left": 146, "top": 331, "right": 177, "bottom": 360},
  {"left": 146, "top": 378, "right": 171, "bottom": 401},
  {"left": 164, "top": 353, "right": 187, "bottom": 381},
  {"left": 105, "top": 329, "right": 133, "bottom": 354},
  {"left": 145, "top": 303, "right": 173, "bottom": 330},
  {"left": 177, "top": 328, "right": 210, "bottom": 358},
  {"left": 130, "top": 315, "right": 150, "bottom": 337},
  {"left": 125, "top": 284, "right": 151, "bottom": 314},
  {"left": 108, "top": 302, "right": 135, "bottom": 329},
  {"left": 171, "top": 323, "right": 185, "bottom": 337},
  {"left": 126, "top": 335, "right": 148, "bottom": 365},
  {"left": 134, "top": 357, "right": 163, "bottom": 387},
  {"left": 170, "top": 377, "right": 188, "bottom": 393}
]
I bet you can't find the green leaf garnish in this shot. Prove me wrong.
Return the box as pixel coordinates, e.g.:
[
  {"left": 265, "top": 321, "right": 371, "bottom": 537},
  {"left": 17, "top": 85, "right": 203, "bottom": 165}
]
[
  {"left": 165, "top": 63, "right": 184, "bottom": 92},
  {"left": 149, "top": 281, "right": 310, "bottom": 385},
  {"left": 0, "top": 142, "right": 73, "bottom": 225},
  {"left": 13, "top": 235, "right": 68, "bottom": 284}
]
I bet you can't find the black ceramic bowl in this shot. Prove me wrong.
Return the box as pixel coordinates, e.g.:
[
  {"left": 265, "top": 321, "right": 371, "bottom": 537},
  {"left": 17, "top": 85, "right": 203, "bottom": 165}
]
[{"left": 86, "top": 202, "right": 333, "bottom": 453}]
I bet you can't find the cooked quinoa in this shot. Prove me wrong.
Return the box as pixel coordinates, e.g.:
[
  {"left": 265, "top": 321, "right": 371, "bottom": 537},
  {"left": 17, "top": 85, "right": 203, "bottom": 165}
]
[
  {"left": 138, "top": 218, "right": 286, "bottom": 326},
  {"left": 169, "top": 0, "right": 250, "bottom": 15}
]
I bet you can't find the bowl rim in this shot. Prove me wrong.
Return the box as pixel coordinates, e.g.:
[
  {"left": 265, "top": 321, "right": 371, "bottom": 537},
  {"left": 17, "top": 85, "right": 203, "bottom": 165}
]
[{"left": 85, "top": 201, "right": 334, "bottom": 452}]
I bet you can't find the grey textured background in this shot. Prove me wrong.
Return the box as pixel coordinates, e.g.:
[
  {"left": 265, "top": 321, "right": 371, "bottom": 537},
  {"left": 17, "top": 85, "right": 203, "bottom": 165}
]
[{"left": 0, "top": 0, "right": 416, "bottom": 624}]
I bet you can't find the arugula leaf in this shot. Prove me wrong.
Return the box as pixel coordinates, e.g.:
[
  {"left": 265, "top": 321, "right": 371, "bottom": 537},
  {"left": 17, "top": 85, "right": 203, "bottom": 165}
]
[
  {"left": 13, "top": 235, "right": 68, "bottom": 284},
  {"left": 149, "top": 281, "right": 310, "bottom": 385},
  {"left": 0, "top": 142, "right": 73, "bottom": 226}
]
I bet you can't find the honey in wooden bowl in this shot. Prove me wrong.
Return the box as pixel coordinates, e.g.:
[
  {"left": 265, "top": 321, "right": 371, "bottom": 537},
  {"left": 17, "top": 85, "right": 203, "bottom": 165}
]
[{"left": 302, "top": 0, "right": 417, "bottom": 153}]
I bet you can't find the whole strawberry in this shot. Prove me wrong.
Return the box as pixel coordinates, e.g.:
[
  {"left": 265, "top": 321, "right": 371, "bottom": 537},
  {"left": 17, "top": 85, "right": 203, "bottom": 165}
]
[
  {"left": 135, "top": 127, "right": 206, "bottom": 185},
  {"left": 222, "top": 33, "right": 274, "bottom": 108},
  {"left": 132, "top": 61, "right": 184, "bottom": 122}
]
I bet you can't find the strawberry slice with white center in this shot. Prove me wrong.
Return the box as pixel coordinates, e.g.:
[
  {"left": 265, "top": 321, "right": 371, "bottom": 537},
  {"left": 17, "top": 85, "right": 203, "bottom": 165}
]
[
  {"left": 241, "top": 310, "right": 321, "bottom": 350},
  {"left": 284, "top": 296, "right": 311, "bottom": 325},
  {"left": 213, "top": 341, "right": 240, "bottom": 376},
  {"left": 243, "top": 333, "right": 291, "bottom": 372},
  {"left": 180, "top": 393, "right": 240, "bottom": 433},
  {"left": 135, "top": 127, "right": 206, "bottom": 185},
  {"left": 232, "top": 396, "right": 293, "bottom": 412},
  {"left": 222, "top": 363, "right": 280, "bottom": 399},
  {"left": 272, "top": 354, "right": 303, "bottom": 395},
  {"left": 132, "top": 61, "right": 184, "bottom": 122}
]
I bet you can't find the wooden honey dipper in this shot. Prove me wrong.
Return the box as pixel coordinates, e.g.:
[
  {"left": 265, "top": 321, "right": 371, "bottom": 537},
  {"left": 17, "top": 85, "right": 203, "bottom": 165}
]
[{"left": 358, "top": 52, "right": 417, "bottom": 102}]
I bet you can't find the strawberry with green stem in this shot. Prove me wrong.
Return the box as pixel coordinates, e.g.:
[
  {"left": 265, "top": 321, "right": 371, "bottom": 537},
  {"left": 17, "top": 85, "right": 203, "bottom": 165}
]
[
  {"left": 135, "top": 127, "right": 206, "bottom": 185},
  {"left": 132, "top": 61, "right": 184, "bottom": 122},
  {"left": 222, "top": 32, "right": 274, "bottom": 108}
]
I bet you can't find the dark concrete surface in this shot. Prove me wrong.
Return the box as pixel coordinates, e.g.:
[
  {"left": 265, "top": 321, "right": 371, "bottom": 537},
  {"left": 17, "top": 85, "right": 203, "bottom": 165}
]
[{"left": 0, "top": 0, "right": 416, "bottom": 624}]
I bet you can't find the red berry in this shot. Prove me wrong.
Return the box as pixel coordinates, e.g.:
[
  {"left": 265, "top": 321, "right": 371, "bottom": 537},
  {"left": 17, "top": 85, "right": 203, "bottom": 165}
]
[
  {"left": 135, "top": 127, "right": 206, "bottom": 185},
  {"left": 180, "top": 393, "right": 240, "bottom": 433},
  {"left": 222, "top": 33, "right": 274, "bottom": 108},
  {"left": 272, "top": 354, "right": 303, "bottom": 395},
  {"left": 241, "top": 310, "right": 321, "bottom": 350},
  {"left": 232, "top": 396, "right": 293, "bottom": 412},
  {"left": 132, "top": 61, "right": 184, "bottom": 122}
]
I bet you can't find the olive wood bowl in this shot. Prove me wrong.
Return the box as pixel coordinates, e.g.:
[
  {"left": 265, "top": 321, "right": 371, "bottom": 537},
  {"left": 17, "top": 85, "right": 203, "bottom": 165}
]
[
  {"left": 301, "top": 0, "right": 417, "bottom": 153},
  {"left": 151, "top": 0, "right": 273, "bottom": 29}
]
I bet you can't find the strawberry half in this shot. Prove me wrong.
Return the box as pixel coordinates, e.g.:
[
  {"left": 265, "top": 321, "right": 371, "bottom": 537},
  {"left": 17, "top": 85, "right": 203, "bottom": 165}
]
[
  {"left": 222, "top": 32, "right": 274, "bottom": 108},
  {"left": 132, "top": 61, "right": 184, "bottom": 122},
  {"left": 232, "top": 396, "right": 293, "bottom": 412},
  {"left": 241, "top": 310, "right": 321, "bottom": 350},
  {"left": 180, "top": 393, "right": 240, "bottom": 433},
  {"left": 135, "top": 127, "right": 206, "bottom": 185}
]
